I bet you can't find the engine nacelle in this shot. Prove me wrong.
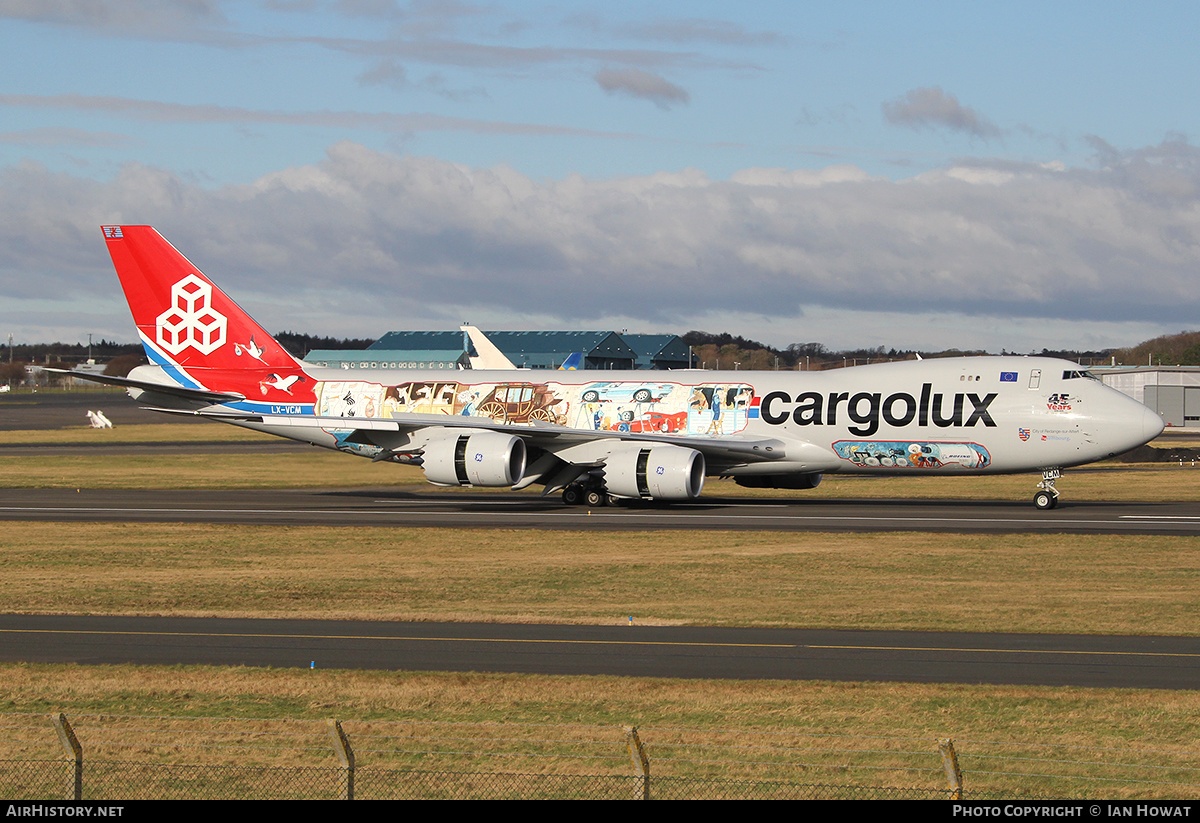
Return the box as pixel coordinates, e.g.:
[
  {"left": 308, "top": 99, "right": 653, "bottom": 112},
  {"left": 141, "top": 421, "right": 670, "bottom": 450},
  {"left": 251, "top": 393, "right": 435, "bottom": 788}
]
[
  {"left": 421, "top": 431, "right": 527, "bottom": 487},
  {"left": 603, "top": 445, "right": 705, "bottom": 500},
  {"left": 734, "top": 472, "right": 822, "bottom": 490}
]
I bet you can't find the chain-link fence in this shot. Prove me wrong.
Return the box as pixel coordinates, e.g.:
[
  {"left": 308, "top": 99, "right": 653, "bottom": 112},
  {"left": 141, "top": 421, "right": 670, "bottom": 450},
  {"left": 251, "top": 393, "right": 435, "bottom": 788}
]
[
  {"left": 0, "top": 762, "right": 964, "bottom": 801},
  {"left": 1, "top": 713, "right": 1195, "bottom": 800}
]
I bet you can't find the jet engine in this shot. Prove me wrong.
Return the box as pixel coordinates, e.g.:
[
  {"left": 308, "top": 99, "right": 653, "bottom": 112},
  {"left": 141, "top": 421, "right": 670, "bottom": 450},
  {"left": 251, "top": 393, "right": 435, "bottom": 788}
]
[
  {"left": 603, "top": 445, "right": 705, "bottom": 500},
  {"left": 420, "top": 431, "right": 527, "bottom": 487}
]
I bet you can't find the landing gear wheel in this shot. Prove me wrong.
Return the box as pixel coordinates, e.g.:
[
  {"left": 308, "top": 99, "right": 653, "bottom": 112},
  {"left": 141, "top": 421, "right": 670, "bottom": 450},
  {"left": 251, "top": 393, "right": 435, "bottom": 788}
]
[
  {"left": 562, "top": 485, "right": 583, "bottom": 506},
  {"left": 1034, "top": 468, "right": 1062, "bottom": 510},
  {"left": 584, "top": 489, "right": 606, "bottom": 508}
]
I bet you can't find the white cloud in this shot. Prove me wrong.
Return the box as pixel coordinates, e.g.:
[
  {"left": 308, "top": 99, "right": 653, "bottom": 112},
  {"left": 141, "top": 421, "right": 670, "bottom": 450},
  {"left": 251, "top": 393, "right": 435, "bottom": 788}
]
[
  {"left": 0, "top": 127, "right": 134, "bottom": 147},
  {"left": 610, "top": 16, "right": 784, "bottom": 47},
  {"left": 2, "top": 139, "right": 1199, "bottom": 350},
  {"left": 882, "top": 87, "right": 1002, "bottom": 140},
  {"left": 0, "top": 0, "right": 235, "bottom": 42},
  {"left": 0, "top": 92, "right": 632, "bottom": 138},
  {"left": 594, "top": 69, "right": 690, "bottom": 109}
]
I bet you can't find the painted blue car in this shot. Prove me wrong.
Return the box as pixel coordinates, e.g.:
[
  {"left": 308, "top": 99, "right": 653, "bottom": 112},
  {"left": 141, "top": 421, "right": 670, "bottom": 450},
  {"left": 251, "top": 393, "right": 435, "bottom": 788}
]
[{"left": 579, "top": 382, "right": 675, "bottom": 404}]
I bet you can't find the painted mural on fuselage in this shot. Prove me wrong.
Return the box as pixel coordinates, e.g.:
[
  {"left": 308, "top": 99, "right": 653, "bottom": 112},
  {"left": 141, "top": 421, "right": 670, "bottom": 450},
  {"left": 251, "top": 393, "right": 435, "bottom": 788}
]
[
  {"left": 293, "top": 353, "right": 1152, "bottom": 478},
  {"left": 303, "top": 362, "right": 1054, "bottom": 473},
  {"left": 314, "top": 377, "right": 756, "bottom": 436}
]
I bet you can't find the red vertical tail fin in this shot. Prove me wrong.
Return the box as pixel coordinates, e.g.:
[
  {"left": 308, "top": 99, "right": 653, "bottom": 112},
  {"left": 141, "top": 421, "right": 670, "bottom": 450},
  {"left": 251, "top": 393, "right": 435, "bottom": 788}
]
[{"left": 102, "top": 226, "right": 313, "bottom": 405}]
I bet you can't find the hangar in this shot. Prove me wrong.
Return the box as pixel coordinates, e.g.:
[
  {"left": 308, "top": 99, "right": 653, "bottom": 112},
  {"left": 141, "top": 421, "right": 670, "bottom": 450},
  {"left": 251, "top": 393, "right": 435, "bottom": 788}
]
[
  {"left": 306, "top": 330, "right": 690, "bottom": 371},
  {"left": 1095, "top": 366, "right": 1200, "bottom": 428}
]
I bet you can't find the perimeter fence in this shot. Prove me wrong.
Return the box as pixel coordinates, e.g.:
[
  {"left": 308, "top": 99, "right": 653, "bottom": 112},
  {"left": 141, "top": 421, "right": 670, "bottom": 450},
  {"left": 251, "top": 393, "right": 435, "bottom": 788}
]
[{"left": 1, "top": 712, "right": 1197, "bottom": 800}]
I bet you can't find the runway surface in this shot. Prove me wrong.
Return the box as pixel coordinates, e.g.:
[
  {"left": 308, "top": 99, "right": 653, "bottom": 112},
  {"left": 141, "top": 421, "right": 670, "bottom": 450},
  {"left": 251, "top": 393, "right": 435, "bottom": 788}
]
[
  {"left": 0, "top": 391, "right": 179, "bottom": 431},
  {"left": 3, "top": 487, "right": 1200, "bottom": 534},
  {"left": 2, "top": 614, "right": 1197, "bottom": 689}
]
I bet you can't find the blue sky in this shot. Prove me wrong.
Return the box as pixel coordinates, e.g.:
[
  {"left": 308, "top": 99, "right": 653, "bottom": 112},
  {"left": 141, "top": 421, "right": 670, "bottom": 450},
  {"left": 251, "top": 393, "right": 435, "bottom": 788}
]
[{"left": 3, "top": 1, "right": 1200, "bottom": 355}]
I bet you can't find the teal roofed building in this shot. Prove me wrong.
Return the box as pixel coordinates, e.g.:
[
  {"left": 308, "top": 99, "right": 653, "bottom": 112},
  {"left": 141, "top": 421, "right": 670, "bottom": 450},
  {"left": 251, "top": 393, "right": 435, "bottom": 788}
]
[
  {"left": 621, "top": 334, "right": 693, "bottom": 370},
  {"left": 307, "top": 329, "right": 688, "bottom": 370},
  {"left": 483, "top": 331, "right": 636, "bottom": 370},
  {"left": 305, "top": 346, "right": 469, "bottom": 371},
  {"left": 307, "top": 330, "right": 472, "bottom": 370},
  {"left": 369, "top": 330, "right": 473, "bottom": 353}
]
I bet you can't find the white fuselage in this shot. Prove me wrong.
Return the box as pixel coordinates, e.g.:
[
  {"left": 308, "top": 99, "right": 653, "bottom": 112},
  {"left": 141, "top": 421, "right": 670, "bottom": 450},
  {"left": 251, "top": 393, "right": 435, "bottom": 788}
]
[{"left": 140, "top": 355, "right": 1161, "bottom": 481}]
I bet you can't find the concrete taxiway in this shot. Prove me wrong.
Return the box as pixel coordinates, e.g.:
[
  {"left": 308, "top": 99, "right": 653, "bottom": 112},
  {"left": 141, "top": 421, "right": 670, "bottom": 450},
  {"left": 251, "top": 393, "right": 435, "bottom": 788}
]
[
  {"left": 3, "top": 487, "right": 1199, "bottom": 534},
  {"left": 2, "top": 614, "right": 1197, "bottom": 689}
]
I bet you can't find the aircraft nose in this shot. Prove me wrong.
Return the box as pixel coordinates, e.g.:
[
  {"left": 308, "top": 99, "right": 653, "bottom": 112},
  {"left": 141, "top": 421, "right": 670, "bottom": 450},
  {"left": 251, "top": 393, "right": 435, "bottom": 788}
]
[{"left": 1142, "top": 405, "right": 1165, "bottom": 443}]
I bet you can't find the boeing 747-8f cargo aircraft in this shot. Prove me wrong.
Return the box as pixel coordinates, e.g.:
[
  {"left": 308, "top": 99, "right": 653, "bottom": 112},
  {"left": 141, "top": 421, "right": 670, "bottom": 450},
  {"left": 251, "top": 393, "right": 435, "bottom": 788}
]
[{"left": 66, "top": 226, "right": 1164, "bottom": 510}]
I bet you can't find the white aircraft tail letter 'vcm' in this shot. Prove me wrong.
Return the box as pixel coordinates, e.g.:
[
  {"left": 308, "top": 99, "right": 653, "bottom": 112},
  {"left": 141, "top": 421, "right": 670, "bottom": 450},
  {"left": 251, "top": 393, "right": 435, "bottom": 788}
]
[{"left": 72, "top": 225, "right": 1165, "bottom": 510}]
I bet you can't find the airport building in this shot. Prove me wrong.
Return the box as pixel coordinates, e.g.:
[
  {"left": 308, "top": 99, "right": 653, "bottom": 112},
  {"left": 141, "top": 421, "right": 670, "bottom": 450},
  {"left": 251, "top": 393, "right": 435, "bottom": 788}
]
[
  {"left": 1095, "top": 365, "right": 1200, "bottom": 428},
  {"left": 452, "top": 331, "right": 637, "bottom": 370},
  {"left": 307, "top": 330, "right": 691, "bottom": 371},
  {"left": 621, "top": 334, "right": 692, "bottom": 370},
  {"left": 302, "top": 348, "right": 468, "bottom": 371}
]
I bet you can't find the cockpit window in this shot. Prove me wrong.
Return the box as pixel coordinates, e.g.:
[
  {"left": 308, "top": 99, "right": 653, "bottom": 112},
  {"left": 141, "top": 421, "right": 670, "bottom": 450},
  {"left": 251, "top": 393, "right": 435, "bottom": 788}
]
[{"left": 1062, "top": 370, "right": 1099, "bottom": 381}]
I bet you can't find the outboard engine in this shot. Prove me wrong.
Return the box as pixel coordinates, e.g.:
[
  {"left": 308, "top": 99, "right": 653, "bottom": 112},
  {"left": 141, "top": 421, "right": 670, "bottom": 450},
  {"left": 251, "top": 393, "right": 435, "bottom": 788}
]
[
  {"left": 603, "top": 444, "right": 705, "bottom": 500},
  {"left": 420, "top": 430, "right": 526, "bottom": 487}
]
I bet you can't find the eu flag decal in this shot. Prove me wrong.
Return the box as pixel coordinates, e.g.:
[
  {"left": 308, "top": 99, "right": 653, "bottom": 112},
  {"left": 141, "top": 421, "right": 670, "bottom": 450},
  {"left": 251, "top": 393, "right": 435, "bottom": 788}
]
[{"left": 1000, "top": 372, "right": 1018, "bottom": 382}]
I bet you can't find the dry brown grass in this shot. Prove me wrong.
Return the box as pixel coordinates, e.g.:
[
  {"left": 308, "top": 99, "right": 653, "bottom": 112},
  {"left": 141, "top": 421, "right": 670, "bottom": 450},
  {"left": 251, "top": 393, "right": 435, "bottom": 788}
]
[
  {"left": 3, "top": 522, "right": 1199, "bottom": 634},
  {"left": 0, "top": 450, "right": 423, "bottom": 489},
  {"left": 4, "top": 447, "right": 1200, "bottom": 502},
  {"left": 6, "top": 417, "right": 1200, "bottom": 501},
  {"left": 2, "top": 664, "right": 1198, "bottom": 797},
  {"left": 5, "top": 423, "right": 277, "bottom": 444}
]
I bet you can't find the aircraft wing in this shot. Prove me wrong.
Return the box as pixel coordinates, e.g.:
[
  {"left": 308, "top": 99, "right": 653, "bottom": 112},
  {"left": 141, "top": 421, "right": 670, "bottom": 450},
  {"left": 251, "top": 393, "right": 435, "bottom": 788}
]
[{"left": 155, "top": 407, "right": 794, "bottom": 465}]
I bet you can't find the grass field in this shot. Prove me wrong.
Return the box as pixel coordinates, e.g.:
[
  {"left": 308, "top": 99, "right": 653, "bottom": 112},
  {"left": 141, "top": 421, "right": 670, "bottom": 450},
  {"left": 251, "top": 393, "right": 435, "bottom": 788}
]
[
  {"left": 3, "top": 522, "right": 1200, "bottom": 635},
  {"left": 3, "top": 414, "right": 1200, "bottom": 797},
  {"left": 4, "top": 423, "right": 1200, "bottom": 501},
  {"left": 5, "top": 422, "right": 272, "bottom": 444},
  {"left": 3, "top": 664, "right": 1199, "bottom": 798}
]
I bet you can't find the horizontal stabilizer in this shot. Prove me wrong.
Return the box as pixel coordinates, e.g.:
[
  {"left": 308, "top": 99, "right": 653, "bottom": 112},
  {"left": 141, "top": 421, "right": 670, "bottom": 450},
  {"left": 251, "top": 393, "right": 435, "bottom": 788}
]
[{"left": 47, "top": 368, "right": 245, "bottom": 405}]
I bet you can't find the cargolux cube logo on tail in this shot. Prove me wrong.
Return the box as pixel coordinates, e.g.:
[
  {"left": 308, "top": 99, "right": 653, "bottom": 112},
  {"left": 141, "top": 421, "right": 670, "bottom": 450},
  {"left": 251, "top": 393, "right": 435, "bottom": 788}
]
[{"left": 156, "top": 274, "right": 227, "bottom": 355}]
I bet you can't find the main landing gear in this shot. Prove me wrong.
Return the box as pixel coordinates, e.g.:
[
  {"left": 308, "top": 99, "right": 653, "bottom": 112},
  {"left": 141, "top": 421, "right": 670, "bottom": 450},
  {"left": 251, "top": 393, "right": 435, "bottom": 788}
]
[
  {"left": 561, "top": 483, "right": 623, "bottom": 507},
  {"left": 1033, "top": 468, "right": 1061, "bottom": 510}
]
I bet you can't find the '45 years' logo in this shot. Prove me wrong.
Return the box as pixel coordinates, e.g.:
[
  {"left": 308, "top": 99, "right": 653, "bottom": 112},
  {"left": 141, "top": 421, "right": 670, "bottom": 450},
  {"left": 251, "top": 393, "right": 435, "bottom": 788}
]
[{"left": 1046, "top": 393, "right": 1073, "bottom": 413}]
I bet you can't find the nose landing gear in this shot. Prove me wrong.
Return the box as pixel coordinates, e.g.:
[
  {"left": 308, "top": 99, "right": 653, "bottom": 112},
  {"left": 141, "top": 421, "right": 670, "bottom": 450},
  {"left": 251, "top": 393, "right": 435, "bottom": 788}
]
[{"left": 1034, "top": 468, "right": 1061, "bottom": 510}]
